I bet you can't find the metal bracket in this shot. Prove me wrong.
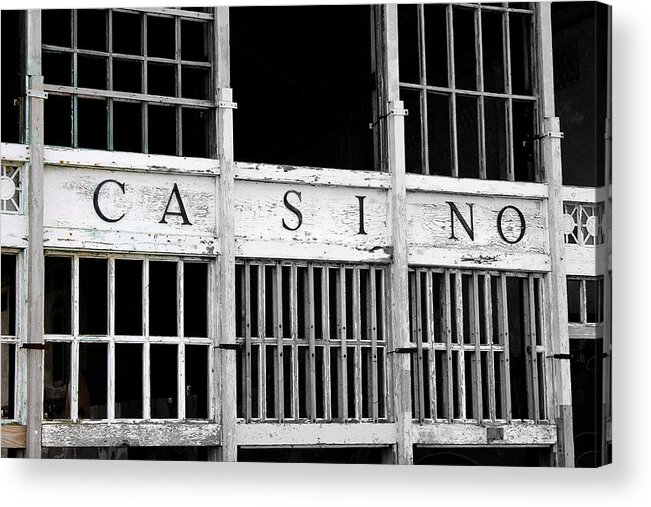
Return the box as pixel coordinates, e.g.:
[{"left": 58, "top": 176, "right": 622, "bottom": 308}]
[
  {"left": 368, "top": 108, "right": 409, "bottom": 129},
  {"left": 21, "top": 343, "right": 46, "bottom": 350},
  {"left": 536, "top": 130, "right": 564, "bottom": 140},
  {"left": 215, "top": 343, "right": 242, "bottom": 350},
  {"left": 550, "top": 353, "right": 572, "bottom": 360},
  {"left": 217, "top": 100, "right": 238, "bottom": 110},
  {"left": 390, "top": 347, "right": 418, "bottom": 354},
  {"left": 26, "top": 90, "right": 48, "bottom": 100}
]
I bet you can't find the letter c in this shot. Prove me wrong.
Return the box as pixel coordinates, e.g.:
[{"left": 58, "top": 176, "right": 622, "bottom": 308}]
[{"left": 93, "top": 179, "right": 126, "bottom": 223}]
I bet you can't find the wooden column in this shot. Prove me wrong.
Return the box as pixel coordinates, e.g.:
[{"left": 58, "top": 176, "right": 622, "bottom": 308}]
[
  {"left": 25, "top": 9, "right": 45, "bottom": 459},
  {"left": 382, "top": 4, "right": 412, "bottom": 465},
  {"left": 214, "top": 6, "right": 237, "bottom": 462},
  {"left": 535, "top": 2, "right": 574, "bottom": 467}
]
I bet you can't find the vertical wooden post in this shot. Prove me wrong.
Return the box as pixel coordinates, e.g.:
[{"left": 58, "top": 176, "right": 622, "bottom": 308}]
[
  {"left": 382, "top": 4, "right": 412, "bottom": 465},
  {"left": 24, "top": 9, "right": 45, "bottom": 459},
  {"left": 535, "top": 2, "right": 574, "bottom": 467},
  {"left": 214, "top": 6, "right": 237, "bottom": 462}
]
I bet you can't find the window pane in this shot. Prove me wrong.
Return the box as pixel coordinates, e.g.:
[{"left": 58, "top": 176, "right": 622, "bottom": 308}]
[
  {"left": 181, "top": 19, "right": 209, "bottom": 62},
  {"left": 149, "top": 261, "right": 177, "bottom": 337},
  {"left": 42, "top": 10, "right": 72, "bottom": 47},
  {"left": 424, "top": 4, "right": 448, "bottom": 87},
  {"left": 79, "top": 342, "right": 108, "bottom": 419},
  {"left": 77, "top": 98, "right": 108, "bottom": 150},
  {"left": 79, "top": 257, "right": 108, "bottom": 335},
  {"left": 113, "top": 101, "right": 142, "bottom": 153},
  {"left": 585, "top": 279, "right": 598, "bottom": 323},
  {"left": 44, "top": 95, "right": 72, "bottom": 147},
  {"left": 398, "top": 4, "right": 420, "bottom": 84},
  {"left": 482, "top": 10, "right": 505, "bottom": 93},
  {"left": 185, "top": 345, "right": 208, "bottom": 419},
  {"left": 44, "top": 342, "right": 71, "bottom": 419},
  {"left": 150, "top": 344, "right": 178, "bottom": 418},
  {"left": 184, "top": 262, "right": 208, "bottom": 338},
  {"left": 402, "top": 88, "right": 423, "bottom": 174},
  {"left": 512, "top": 100, "right": 535, "bottom": 181},
  {"left": 45, "top": 256, "right": 72, "bottom": 335},
  {"left": 567, "top": 279, "right": 581, "bottom": 323},
  {"left": 456, "top": 95, "right": 480, "bottom": 178},
  {"left": 181, "top": 66, "right": 209, "bottom": 100},
  {"left": 77, "top": 9, "right": 107, "bottom": 52},
  {"left": 485, "top": 97, "right": 508, "bottom": 180},
  {"left": 427, "top": 92, "right": 452, "bottom": 176},
  {"left": 1, "top": 344, "right": 16, "bottom": 419},
  {"left": 115, "top": 259, "right": 143, "bottom": 335},
  {"left": 1, "top": 254, "right": 16, "bottom": 336},
  {"left": 148, "top": 62, "right": 176, "bottom": 97},
  {"left": 115, "top": 343, "right": 143, "bottom": 418},
  {"left": 78, "top": 55, "right": 107, "bottom": 90},
  {"left": 113, "top": 59, "right": 142, "bottom": 93},
  {"left": 1, "top": 10, "right": 23, "bottom": 144},
  {"left": 453, "top": 7, "right": 477, "bottom": 91},
  {"left": 509, "top": 13, "right": 533, "bottom": 96},
  {"left": 182, "top": 108, "right": 209, "bottom": 158},
  {"left": 43, "top": 51, "right": 72, "bottom": 86},
  {"left": 147, "top": 15, "right": 176, "bottom": 59},
  {"left": 148, "top": 105, "right": 176, "bottom": 156},
  {"left": 112, "top": 11, "right": 141, "bottom": 55}
]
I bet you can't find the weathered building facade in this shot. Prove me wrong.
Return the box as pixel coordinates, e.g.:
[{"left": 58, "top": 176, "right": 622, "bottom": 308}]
[{"left": 0, "top": 2, "right": 611, "bottom": 466}]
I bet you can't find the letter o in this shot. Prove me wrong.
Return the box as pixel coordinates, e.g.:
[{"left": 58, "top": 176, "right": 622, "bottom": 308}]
[{"left": 497, "top": 205, "right": 526, "bottom": 244}]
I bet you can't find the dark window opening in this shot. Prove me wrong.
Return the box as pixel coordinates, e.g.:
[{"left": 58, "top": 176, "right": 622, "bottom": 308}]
[
  {"left": 78, "top": 342, "right": 108, "bottom": 419},
  {"left": 237, "top": 446, "right": 386, "bottom": 464},
  {"left": 44, "top": 342, "right": 71, "bottom": 419},
  {"left": 183, "top": 262, "right": 208, "bottom": 338},
  {"left": 45, "top": 256, "right": 72, "bottom": 335},
  {"left": 115, "top": 259, "right": 143, "bottom": 336},
  {"left": 149, "top": 261, "right": 178, "bottom": 337},
  {"left": 552, "top": 2, "right": 609, "bottom": 187},
  {"left": 150, "top": 344, "right": 178, "bottom": 418},
  {"left": 79, "top": 257, "right": 108, "bottom": 335},
  {"left": 77, "top": 98, "right": 108, "bottom": 150},
  {"left": 42, "top": 446, "right": 211, "bottom": 460},
  {"left": 1, "top": 254, "right": 16, "bottom": 336},
  {"left": 414, "top": 446, "right": 548, "bottom": 466},
  {"left": 115, "top": 343, "right": 143, "bottom": 418},
  {"left": 1, "top": 344, "right": 16, "bottom": 419},
  {"left": 1, "top": 10, "right": 24, "bottom": 143},
  {"left": 231, "top": 5, "right": 374, "bottom": 170}
]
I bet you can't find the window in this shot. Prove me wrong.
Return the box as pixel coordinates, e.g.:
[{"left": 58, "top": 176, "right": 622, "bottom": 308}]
[
  {"left": 235, "top": 260, "right": 389, "bottom": 422},
  {"left": 567, "top": 276, "right": 604, "bottom": 326},
  {"left": 1, "top": 254, "right": 18, "bottom": 420},
  {"left": 408, "top": 268, "right": 548, "bottom": 422},
  {"left": 41, "top": 8, "right": 214, "bottom": 157},
  {"left": 230, "top": 6, "right": 375, "bottom": 170},
  {"left": 399, "top": 3, "right": 538, "bottom": 181},
  {"left": 563, "top": 202, "right": 605, "bottom": 246},
  {"left": 43, "top": 254, "right": 213, "bottom": 421},
  {"left": 0, "top": 10, "right": 24, "bottom": 143}
]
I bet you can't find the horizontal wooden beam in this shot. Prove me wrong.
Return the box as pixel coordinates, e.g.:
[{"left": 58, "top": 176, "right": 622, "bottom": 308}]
[
  {"left": 42, "top": 422, "right": 221, "bottom": 447},
  {"left": 565, "top": 245, "right": 607, "bottom": 276},
  {"left": 407, "top": 174, "right": 549, "bottom": 199},
  {"left": 236, "top": 423, "right": 396, "bottom": 447},
  {"left": 408, "top": 248, "right": 551, "bottom": 272},
  {"left": 568, "top": 323, "right": 603, "bottom": 340},
  {"left": 413, "top": 422, "right": 557, "bottom": 446},
  {"left": 234, "top": 162, "right": 391, "bottom": 189},
  {"left": 562, "top": 185, "right": 607, "bottom": 204},
  {"left": 1, "top": 425, "right": 27, "bottom": 449}
]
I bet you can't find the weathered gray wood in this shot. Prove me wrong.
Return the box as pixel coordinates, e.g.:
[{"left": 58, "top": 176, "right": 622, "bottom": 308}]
[
  {"left": 384, "top": 3, "right": 412, "bottom": 464},
  {"left": 25, "top": 10, "right": 45, "bottom": 459},
  {"left": 42, "top": 422, "right": 221, "bottom": 447},
  {"left": 535, "top": 1, "right": 574, "bottom": 467},
  {"left": 413, "top": 421, "right": 557, "bottom": 446},
  {"left": 214, "top": 5, "right": 237, "bottom": 463}
]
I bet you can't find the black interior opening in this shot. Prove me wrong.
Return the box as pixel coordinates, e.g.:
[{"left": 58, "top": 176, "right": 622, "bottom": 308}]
[{"left": 230, "top": 5, "right": 374, "bottom": 171}]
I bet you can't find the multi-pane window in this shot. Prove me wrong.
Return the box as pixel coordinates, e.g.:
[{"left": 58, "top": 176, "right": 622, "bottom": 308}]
[
  {"left": 399, "top": 3, "right": 538, "bottom": 181},
  {"left": 1, "top": 253, "right": 18, "bottom": 420},
  {"left": 42, "top": 254, "right": 213, "bottom": 421},
  {"left": 563, "top": 202, "right": 605, "bottom": 246},
  {"left": 567, "top": 276, "right": 604, "bottom": 326},
  {"left": 235, "top": 260, "right": 389, "bottom": 422},
  {"left": 0, "top": 163, "right": 23, "bottom": 214},
  {"left": 408, "top": 268, "right": 548, "bottom": 423},
  {"left": 41, "top": 8, "right": 214, "bottom": 157}
]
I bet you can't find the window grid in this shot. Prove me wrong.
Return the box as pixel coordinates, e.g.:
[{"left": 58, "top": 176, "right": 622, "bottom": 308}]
[
  {"left": 408, "top": 267, "right": 548, "bottom": 424},
  {"left": 399, "top": 3, "right": 538, "bottom": 181},
  {"left": 567, "top": 276, "right": 604, "bottom": 325},
  {"left": 42, "top": 8, "right": 214, "bottom": 156},
  {"left": 563, "top": 202, "right": 605, "bottom": 246},
  {"left": 42, "top": 254, "right": 215, "bottom": 423},
  {"left": 0, "top": 163, "right": 23, "bottom": 214},
  {"left": 235, "top": 260, "right": 390, "bottom": 423}
]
